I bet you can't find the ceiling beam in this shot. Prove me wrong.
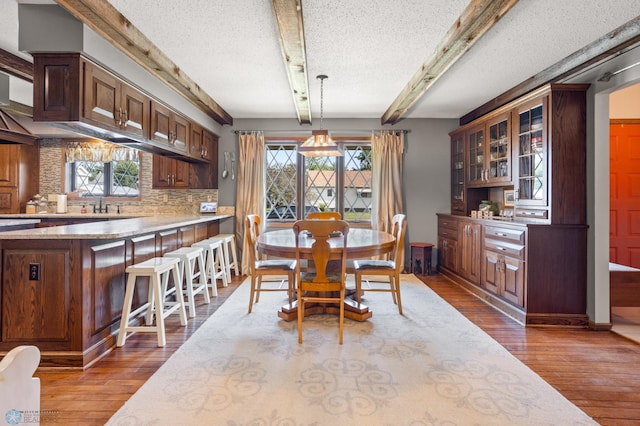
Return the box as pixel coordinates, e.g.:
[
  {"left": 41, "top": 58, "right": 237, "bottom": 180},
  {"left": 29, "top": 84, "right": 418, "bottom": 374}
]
[
  {"left": 381, "top": 0, "right": 519, "bottom": 125},
  {"left": 271, "top": 0, "right": 312, "bottom": 125},
  {"left": 55, "top": 0, "right": 233, "bottom": 126},
  {"left": 0, "top": 48, "right": 33, "bottom": 83},
  {"left": 461, "top": 16, "right": 640, "bottom": 125}
]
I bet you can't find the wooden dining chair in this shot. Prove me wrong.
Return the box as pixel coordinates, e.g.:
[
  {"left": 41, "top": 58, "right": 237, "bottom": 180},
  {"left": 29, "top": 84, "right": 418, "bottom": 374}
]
[
  {"left": 353, "top": 214, "right": 407, "bottom": 314},
  {"left": 307, "top": 211, "right": 342, "bottom": 220},
  {"left": 245, "top": 214, "right": 297, "bottom": 314},
  {"left": 293, "top": 219, "right": 349, "bottom": 344}
]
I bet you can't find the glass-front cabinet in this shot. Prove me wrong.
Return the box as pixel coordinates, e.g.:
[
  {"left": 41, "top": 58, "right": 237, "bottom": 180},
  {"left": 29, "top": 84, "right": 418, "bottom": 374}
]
[
  {"left": 466, "top": 124, "right": 485, "bottom": 186},
  {"left": 467, "top": 114, "right": 510, "bottom": 187},
  {"left": 513, "top": 96, "right": 548, "bottom": 213},
  {"left": 487, "top": 114, "right": 511, "bottom": 184},
  {"left": 450, "top": 129, "right": 465, "bottom": 215}
]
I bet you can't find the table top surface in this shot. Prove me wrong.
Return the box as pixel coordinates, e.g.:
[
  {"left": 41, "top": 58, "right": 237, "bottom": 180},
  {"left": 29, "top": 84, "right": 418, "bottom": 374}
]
[{"left": 257, "top": 227, "right": 395, "bottom": 259}]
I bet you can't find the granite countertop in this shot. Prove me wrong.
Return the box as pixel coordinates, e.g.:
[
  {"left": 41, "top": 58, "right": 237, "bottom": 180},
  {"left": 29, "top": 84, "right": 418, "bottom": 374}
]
[
  {"left": 0, "top": 219, "right": 41, "bottom": 227},
  {"left": 0, "top": 214, "right": 231, "bottom": 240},
  {"left": 0, "top": 213, "right": 147, "bottom": 219}
]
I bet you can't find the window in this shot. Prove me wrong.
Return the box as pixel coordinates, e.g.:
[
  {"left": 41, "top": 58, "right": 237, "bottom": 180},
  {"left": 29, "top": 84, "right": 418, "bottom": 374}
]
[
  {"left": 265, "top": 141, "right": 372, "bottom": 223},
  {"left": 65, "top": 142, "right": 140, "bottom": 197}
]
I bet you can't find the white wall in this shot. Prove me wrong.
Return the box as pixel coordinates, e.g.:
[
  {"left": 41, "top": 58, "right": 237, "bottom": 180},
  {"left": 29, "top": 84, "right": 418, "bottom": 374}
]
[
  {"left": 610, "top": 84, "right": 640, "bottom": 118},
  {"left": 216, "top": 117, "right": 457, "bottom": 268}
]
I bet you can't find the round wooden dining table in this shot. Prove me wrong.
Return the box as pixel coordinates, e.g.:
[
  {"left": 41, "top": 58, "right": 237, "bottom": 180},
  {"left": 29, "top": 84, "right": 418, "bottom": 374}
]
[{"left": 257, "top": 227, "right": 395, "bottom": 321}]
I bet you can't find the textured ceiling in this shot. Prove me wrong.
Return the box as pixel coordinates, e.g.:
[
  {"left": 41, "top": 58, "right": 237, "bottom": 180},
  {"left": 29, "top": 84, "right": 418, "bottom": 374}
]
[{"left": 1, "top": 0, "right": 639, "bottom": 122}]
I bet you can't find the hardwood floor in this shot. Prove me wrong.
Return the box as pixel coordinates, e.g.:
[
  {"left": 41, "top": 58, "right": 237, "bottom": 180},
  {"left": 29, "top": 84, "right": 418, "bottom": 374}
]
[{"left": 34, "top": 273, "right": 640, "bottom": 425}]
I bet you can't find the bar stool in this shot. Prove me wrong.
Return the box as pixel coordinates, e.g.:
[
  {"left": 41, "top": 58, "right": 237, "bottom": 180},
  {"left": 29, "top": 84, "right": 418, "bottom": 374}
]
[
  {"left": 164, "top": 246, "right": 210, "bottom": 318},
  {"left": 117, "top": 257, "right": 187, "bottom": 347},
  {"left": 217, "top": 233, "right": 240, "bottom": 282},
  {"left": 192, "top": 238, "right": 228, "bottom": 295}
]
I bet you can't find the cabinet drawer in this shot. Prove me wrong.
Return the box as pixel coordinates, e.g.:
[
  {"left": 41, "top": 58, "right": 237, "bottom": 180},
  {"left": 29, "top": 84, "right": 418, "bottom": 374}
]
[
  {"left": 515, "top": 208, "right": 548, "bottom": 220},
  {"left": 438, "top": 218, "right": 458, "bottom": 240},
  {"left": 484, "top": 225, "right": 525, "bottom": 244},
  {"left": 484, "top": 239, "right": 525, "bottom": 259}
]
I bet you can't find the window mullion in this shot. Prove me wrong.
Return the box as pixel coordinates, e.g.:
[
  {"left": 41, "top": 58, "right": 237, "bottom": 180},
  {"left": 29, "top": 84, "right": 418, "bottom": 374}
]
[
  {"left": 297, "top": 154, "right": 306, "bottom": 220},
  {"left": 104, "top": 163, "right": 112, "bottom": 196}
]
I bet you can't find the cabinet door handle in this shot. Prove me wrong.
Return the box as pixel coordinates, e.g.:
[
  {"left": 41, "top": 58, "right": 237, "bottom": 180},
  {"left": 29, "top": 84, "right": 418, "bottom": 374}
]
[
  {"left": 122, "top": 109, "right": 128, "bottom": 128},
  {"left": 117, "top": 107, "right": 122, "bottom": 126},
  {"left": 495, "top": 232, "right": 507, "bottom": 237},
  {"left": 496, "top": 246, "right": 506, "bottom": 251}
]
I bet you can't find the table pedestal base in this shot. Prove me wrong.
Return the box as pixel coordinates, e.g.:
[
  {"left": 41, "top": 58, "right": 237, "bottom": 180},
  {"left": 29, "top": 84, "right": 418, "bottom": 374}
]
[{"left": 278, "top": 297, "right": 373, "bottom": 322}]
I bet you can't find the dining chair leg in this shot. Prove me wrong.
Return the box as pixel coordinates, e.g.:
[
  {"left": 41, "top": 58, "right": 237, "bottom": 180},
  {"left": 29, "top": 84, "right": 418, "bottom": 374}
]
[
  {"left": 255, "top": 277, "right": 262, "bottom": 303},
  {"left": 248, "top": 274, "right": 257, "bottom": 314},
  {"left": 298, "top": 297, "right": 304, "bottom": 344},
  {"left": 394, "top": 273, "right": 403, "bottom": 315},
  {"left": 390, "top": 277, "right": 398, "bottom": 305},
  {"left": 339, "top": 287, "right": 345, "bottom": 345}
]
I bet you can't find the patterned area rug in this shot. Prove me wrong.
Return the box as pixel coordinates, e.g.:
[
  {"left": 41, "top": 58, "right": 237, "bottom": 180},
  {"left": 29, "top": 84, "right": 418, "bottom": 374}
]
[{"left": 107, "top": 275, "right": 596, "bottom": 425}]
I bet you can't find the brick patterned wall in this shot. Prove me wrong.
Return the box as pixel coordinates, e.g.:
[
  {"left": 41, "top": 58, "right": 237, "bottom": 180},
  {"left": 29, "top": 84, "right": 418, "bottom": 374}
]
[{"left": 38, "top": 139, "right": 218, "bottom": 215}]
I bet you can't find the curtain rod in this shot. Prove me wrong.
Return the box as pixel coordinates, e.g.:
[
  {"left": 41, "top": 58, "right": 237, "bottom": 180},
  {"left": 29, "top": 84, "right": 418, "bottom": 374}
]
[{"left": 231, "top": 129, "right": 409, "bottom": 134}]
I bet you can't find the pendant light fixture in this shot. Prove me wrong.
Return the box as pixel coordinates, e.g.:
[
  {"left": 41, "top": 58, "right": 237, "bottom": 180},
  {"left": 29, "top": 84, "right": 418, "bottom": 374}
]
[{"left": 299, "top": 74, "right": 342, "bottom": 157}]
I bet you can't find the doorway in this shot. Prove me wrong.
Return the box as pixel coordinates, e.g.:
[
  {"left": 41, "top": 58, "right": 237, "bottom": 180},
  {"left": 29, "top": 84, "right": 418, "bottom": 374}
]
[{"left": 609, "top": 83, "right": 640, "bottom": 342}]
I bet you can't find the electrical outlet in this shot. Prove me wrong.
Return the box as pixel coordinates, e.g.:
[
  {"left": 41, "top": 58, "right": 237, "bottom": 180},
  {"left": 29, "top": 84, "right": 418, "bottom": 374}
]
[
  {"left": 29, "top": 263, "right": 40, "bottom": 281},
  {"left": 188, "top": 195, "right": 193, "bottom": 202},
  {"left": 163, "top": 194, "right": 169, "bottom": 202}
]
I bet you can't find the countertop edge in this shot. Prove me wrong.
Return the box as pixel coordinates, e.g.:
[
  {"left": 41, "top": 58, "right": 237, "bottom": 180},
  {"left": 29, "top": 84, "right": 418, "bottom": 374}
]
[{"left": 0, "top": 214, "right": 231, "bottom": 240}]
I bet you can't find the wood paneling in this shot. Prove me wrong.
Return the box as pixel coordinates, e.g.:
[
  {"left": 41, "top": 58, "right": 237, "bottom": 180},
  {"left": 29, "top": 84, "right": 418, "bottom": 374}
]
[
  {"left": 89, "top": 240, "right": 127, "bottom": 334},
  {"left": 2, "top": 249, "right": 70, "bottom": 342}
]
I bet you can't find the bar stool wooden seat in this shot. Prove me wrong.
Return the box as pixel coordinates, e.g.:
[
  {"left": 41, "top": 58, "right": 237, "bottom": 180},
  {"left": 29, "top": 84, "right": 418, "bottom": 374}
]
[
  {"left": 216, "top": 233, "right": 240, "bottom": 282},
  {"left": 192, "top": 238, "right": 228, "bottom": 295},
  {"left": 117, "top": 257, "right": 187, "bottom": 347},
  {"left": 164, "top": 246, "right": 210, "bottom": 318}
]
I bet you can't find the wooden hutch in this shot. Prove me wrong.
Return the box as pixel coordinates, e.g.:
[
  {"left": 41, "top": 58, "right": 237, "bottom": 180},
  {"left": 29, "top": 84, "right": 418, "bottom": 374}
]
[{"left": 438, "top": 84, "right": 589, "bottom": 327}]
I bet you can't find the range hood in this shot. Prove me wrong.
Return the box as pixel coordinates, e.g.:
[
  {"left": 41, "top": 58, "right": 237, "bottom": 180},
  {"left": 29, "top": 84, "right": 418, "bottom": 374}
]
[{"left": 0, "top": 108, "right": 38, "bottom": 145}]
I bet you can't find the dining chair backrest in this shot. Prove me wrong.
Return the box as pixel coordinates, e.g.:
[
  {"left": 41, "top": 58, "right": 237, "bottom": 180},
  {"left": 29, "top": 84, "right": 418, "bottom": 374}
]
[
  {"left": 307, "top": 211, "right": 342, "bottom": 220},
  {"left": 245, "top": 214, "right": 262, "bottom": 266},
  {"left": 390, "top": 214, "right": 407, "bottom": 271},
  {"left": 294, "top": 219, "right": 350, "bottom": 344},
  {"left": 293, "top": 219, "right": 349, "bottom": 284}
]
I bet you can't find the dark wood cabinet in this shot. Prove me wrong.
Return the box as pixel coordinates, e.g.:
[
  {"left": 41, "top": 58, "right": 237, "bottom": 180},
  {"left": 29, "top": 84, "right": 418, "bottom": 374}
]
[
  {"left": 32, "top": 53, "right": 217, "bottom": 166},
  {"left": 83, "top": 60, "right": 149, "bottom": 140},
  {"left": 450, "top": 129, "right": 465, "bottom": 215},
  {"left": 482, "top": 224, "right": 525, "bottom": 307},
  {"left": 150, "top": 100, "right": 190, "bottom": 154},
  {"left": 152, "top": 156, "right": 190, "bottom": 188},
  {"left": 0, "top": 144, "right": 39, "bottom": 213},
  {"left": 513, "top": 85, "right": 587, "bottom": 224},
  {"left": 466, "top": 113, "right": 511, "bottom": 187},
  {"left": 438, "top": 213, "right": 587, "bottom": 326},
  {"left": 153, "top": 131, "right": 219, "bottom": 190},
  {"left": 441, "top": 83, "right": 589, "bottom": 327},
  {"left": 459, "top": 221, "right": 481, "bottom": 284},
  {"left": 437, "top": 216, "right": 458, "bottom": 273}
]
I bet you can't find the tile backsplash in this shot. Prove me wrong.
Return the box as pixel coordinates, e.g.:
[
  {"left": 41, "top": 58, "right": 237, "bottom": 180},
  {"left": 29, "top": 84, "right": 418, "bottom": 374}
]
[{"left": 38, "top": 139, "right": 219, "bottom": 215}]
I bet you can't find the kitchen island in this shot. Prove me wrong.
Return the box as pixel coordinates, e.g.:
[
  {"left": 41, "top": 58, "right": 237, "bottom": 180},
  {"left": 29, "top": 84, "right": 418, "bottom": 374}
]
[{"left": 0, "top": 215, "right": 230, "bottom": 368}]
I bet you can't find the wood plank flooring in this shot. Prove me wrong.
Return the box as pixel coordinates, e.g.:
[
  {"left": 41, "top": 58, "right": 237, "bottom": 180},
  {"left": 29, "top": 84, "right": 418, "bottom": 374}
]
[{"left": 32, "top": 273, "right": 640, "bottom": 425}]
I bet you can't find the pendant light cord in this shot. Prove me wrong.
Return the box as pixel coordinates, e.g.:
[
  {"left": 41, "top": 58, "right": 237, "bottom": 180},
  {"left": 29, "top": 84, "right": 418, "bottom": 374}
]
[{"left": 317, "top": 74, "right": 327, "bottom": 130}]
